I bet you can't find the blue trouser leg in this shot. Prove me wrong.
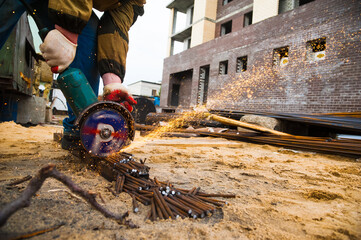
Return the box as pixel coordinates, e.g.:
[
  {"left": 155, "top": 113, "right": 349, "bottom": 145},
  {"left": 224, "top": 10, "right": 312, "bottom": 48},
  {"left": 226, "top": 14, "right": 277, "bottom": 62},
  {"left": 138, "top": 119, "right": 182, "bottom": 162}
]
[{"left": 62, "top": 12, "right": 100, "bottom": 136}]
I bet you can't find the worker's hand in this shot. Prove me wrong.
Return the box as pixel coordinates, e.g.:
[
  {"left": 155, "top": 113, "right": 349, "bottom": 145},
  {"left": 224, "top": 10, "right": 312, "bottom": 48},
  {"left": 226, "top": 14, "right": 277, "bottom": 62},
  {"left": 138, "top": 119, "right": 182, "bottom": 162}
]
[
  {"left": 39, "top": 29, "right": 77, "bottom": 73},
  {"left": 102, "top": 73, "right": 137, "bottom": 112},
  {"left": 103, "top": 83, "right": 137, "bottom": 112}
]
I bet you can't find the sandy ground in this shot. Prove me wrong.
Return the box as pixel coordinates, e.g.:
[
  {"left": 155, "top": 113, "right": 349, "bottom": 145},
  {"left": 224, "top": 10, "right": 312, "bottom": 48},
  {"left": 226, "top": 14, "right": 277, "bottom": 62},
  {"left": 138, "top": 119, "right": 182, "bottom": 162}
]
[{"left": 0, "top": 121, "right": 360, "bottom": 240}]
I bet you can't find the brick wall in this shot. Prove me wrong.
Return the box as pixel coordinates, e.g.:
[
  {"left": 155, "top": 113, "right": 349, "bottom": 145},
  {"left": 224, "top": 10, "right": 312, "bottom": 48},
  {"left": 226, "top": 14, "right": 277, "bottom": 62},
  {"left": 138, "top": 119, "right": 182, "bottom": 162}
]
[
  {"left": 161, "top": 0, "right": 361, "bottom": 113},
  {"left": 216, "top": 0, "right": 253, "bottom": 19},
  {"left": 215, "top": 0, "right": 253, "bottom": 37}
]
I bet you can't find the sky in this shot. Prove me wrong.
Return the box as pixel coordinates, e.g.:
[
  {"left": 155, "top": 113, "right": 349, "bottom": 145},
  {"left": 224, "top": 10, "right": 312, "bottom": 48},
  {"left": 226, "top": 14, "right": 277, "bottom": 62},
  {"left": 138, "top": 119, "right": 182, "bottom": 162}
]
[
  {"left": 29, "top": 1, "right": 170, "bottom": 87},
  {"left": 122, "top": 1, "right": 170, "bottom": 85}
]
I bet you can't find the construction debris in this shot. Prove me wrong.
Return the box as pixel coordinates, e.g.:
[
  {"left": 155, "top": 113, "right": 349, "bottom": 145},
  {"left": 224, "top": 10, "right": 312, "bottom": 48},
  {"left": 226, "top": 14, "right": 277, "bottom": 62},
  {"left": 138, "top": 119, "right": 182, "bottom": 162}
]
[
  {"left": 210, "top": 110, "right": 361, "bottom": 134},
  {"left": 199, "top": 131, "right": 361, "bottom": 157},
  {"left": 204, "top": 113, "right": 291, "bottom": 136},
  {"left": 146, "top": 112, "right": 226, "bottom": 128},
  {"left": 9, "top": 222, "right": 65, "bottom": 240},
  {"left": 136, "top": 112, "right": 361, "bottom": 157},
  {"left": 6, "top": 175, "right": 32, "bottom": 187},
  {"left": 98, "top": 153, "right": 236, "bottom": 221},
  {"left": 0, "top": 164, "right": 137, "bottom": 228}
]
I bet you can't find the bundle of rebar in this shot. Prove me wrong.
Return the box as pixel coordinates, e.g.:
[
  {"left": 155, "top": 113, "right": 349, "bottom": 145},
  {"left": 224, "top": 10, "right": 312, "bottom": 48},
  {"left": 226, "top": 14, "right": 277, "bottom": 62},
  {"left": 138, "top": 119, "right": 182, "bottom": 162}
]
[
  {"left": 135, "top": 123, "right": 361, "bottom": 157},
  {"left": 209, "top": 110, "right": 361, "bottom": 133},
  {"left": 98, "top": 153, "right": 235, "bottom": 221},
  {"left": 200, "top": 131, "right": 361, "bottom": 156}
]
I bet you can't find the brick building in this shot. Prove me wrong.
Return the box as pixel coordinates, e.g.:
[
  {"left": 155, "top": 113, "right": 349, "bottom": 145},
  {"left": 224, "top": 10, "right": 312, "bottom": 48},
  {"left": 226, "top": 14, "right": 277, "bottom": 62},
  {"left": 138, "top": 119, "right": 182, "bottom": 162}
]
[{"left": 160, "top": 0, "right": 361, "bottom": 113}]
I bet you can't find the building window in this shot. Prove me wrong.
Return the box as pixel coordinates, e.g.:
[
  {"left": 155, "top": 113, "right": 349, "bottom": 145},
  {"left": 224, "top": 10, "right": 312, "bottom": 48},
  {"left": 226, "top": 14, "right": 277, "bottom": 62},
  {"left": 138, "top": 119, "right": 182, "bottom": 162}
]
[
  {"left": 273, "top": 46, "right": 289, "bottom": 66},
  {"left": 244, "top": 11, "right": 253, "bottom": 27},
  {"left": 306, "top": 37, "right": 326, "bottom": 61},
  {"left": 236, "top": 56, "right": 247, "bottom": 72},
  {"left": 223, "top": 0, "right": 233, "bottom": 6},
  {"left": 219, "top": 60, "right": 228, "bottom": 75},
  {"left": 221, "top": 20, "right": 232, "bottom": 36},
  {"left": 279, "top": 0, "right": 315, "bottom": 13},
  {"left": 299, "top": 0, "right": 314, "bottom": 6},
  {"left": 184, "top": 38, "right": 191, "bottom": 50},
  {"left": 152, "top": 89, "right": 157, "bottom": 96},
  {"left": 186, "top": 6, "right": 194, "bottom": 26},
  {"left": 198, "top": 65, "right": 210, "bottom": 105},
  {"left": 279, "top": 0, "right": 295, "bottom": 13}
]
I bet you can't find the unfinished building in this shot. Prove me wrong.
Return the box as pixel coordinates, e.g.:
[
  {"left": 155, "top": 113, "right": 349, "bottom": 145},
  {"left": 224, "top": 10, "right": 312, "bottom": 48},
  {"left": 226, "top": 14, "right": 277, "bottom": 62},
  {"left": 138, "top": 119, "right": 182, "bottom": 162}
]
[{"left": 161, "top": 0, "right": 361, "bottom": 113}]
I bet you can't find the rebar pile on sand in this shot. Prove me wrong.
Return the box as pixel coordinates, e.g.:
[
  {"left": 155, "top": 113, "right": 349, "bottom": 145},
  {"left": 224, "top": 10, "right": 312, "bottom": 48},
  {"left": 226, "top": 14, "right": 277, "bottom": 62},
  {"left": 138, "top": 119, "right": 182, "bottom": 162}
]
[{"left": 99, "top": 153, "right": 235, "bottom": 221}]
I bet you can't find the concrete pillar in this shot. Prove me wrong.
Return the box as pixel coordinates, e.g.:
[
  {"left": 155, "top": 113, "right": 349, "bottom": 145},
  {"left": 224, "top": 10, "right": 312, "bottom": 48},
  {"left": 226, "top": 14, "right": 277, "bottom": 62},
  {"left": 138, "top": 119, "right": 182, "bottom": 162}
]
[
  {"left": 191, "top": 0, "right": 217, "bottom": 48},
  {"left": 167, "top": 8, "right": 177, "bottom": 57},
  {"left": 253, "top": 0, "right": 279, "bottom": 24}
]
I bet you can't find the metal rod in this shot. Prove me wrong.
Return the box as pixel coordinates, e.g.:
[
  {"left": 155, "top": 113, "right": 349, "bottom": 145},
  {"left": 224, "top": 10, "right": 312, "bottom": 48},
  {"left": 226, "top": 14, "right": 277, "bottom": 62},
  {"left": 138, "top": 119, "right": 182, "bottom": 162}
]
[
  {"left": 154, "top": 190, "right": 175, "bottom": 219},
  {"left": 150, "top": 198, "right": 156, "bottom": 221},
  {"left": 152, "top": 189, "right": 170, "bottom": 219},
  {"left": 132, "top": 194, "right": 139, "bottom": 213},
  {"left": 165, "top": 196, "right": 192, "bottom": 215}
]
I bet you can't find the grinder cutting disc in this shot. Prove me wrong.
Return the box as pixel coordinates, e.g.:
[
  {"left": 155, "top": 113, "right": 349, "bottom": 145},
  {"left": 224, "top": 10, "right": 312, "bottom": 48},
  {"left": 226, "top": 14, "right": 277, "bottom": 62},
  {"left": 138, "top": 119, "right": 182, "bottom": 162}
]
[{"left": 77, "top": 102, "right": 134, "bottom": 158}]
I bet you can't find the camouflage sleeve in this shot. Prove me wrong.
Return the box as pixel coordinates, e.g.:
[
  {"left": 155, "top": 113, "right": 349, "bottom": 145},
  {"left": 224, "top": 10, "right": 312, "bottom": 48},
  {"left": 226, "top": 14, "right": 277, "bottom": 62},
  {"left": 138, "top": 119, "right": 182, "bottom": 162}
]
[
  {"left": 48, "top": 0, "right": 93, "bottom": 34},
  {"left": 97, "top": 0, "right": 145, "bottom": 81}
]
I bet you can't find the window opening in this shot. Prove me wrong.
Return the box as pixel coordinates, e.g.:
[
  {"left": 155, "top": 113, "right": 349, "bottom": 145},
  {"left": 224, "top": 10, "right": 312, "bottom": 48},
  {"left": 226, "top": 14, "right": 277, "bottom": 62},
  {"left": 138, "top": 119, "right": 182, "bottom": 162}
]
[
  {"left": 279, "top": 0, "right": 296, "bottom": 13},
  {"left": 236, "top": 56, "right": 248, "bottom": 72},
  {"left": 219, "top": 60, "right": 228, "bottom": 75},
  {"left": 198, "top": 65, "right": 210, "bottom": 105},
  {"left": 299, "top": 0, "right": 314, "bottom": 6},
  {"left": 221, "top": 21, "right": 232, "bottom": 36},
  {"left": 244, "top": 11, "right": 253, "bottom": 27},
  {"left": 223, "top": 0, "right": 233, "bottom": 6},
  {"left": 186, "top": 6, "right": 194, "bottom": 26},
  {"left": 173, "top": 11, "right": 187, "bottom": 33},
  {"left": 306, "top": 37, "right": 326, "bottom": 61},
  {"left": 279, "top": 0, "right": 315, "bottom": 13},
  {"left": 184, "top": 38, "right": 191, "bottom": 50},
  {"left": 273, "top": 46, "right": 289, "bottom": 66}
]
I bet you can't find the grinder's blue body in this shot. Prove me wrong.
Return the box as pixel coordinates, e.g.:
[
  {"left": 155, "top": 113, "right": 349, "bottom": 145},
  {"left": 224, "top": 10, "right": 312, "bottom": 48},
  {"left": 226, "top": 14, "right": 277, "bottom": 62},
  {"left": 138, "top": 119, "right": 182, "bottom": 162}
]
[{"left": 57, "top": 68, "right": 98, "bottom": 117}]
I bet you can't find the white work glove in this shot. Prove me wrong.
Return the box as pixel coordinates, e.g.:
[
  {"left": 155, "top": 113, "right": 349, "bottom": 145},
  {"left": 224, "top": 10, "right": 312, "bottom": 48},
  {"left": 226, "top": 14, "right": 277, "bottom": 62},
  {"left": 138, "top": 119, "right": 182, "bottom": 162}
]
[
  {"left": 39, "top": 29, "right": 77, "bottom": 73},
  {"left": 102, "top": 73, "right": 137, "bottom": 112},
  {"left": 103, "top": 82, "right": 130, "bottom": 97}
]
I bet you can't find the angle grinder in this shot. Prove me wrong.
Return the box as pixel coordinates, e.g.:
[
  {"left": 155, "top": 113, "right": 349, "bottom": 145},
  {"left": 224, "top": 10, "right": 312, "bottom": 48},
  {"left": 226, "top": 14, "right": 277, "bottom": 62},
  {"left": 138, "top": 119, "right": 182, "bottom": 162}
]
[
  {"left": 19, "top": 0, "right": 135, "bottom": 157},
  {"left": 58, "top": 69, "right": 134, "bottom": 158}
]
